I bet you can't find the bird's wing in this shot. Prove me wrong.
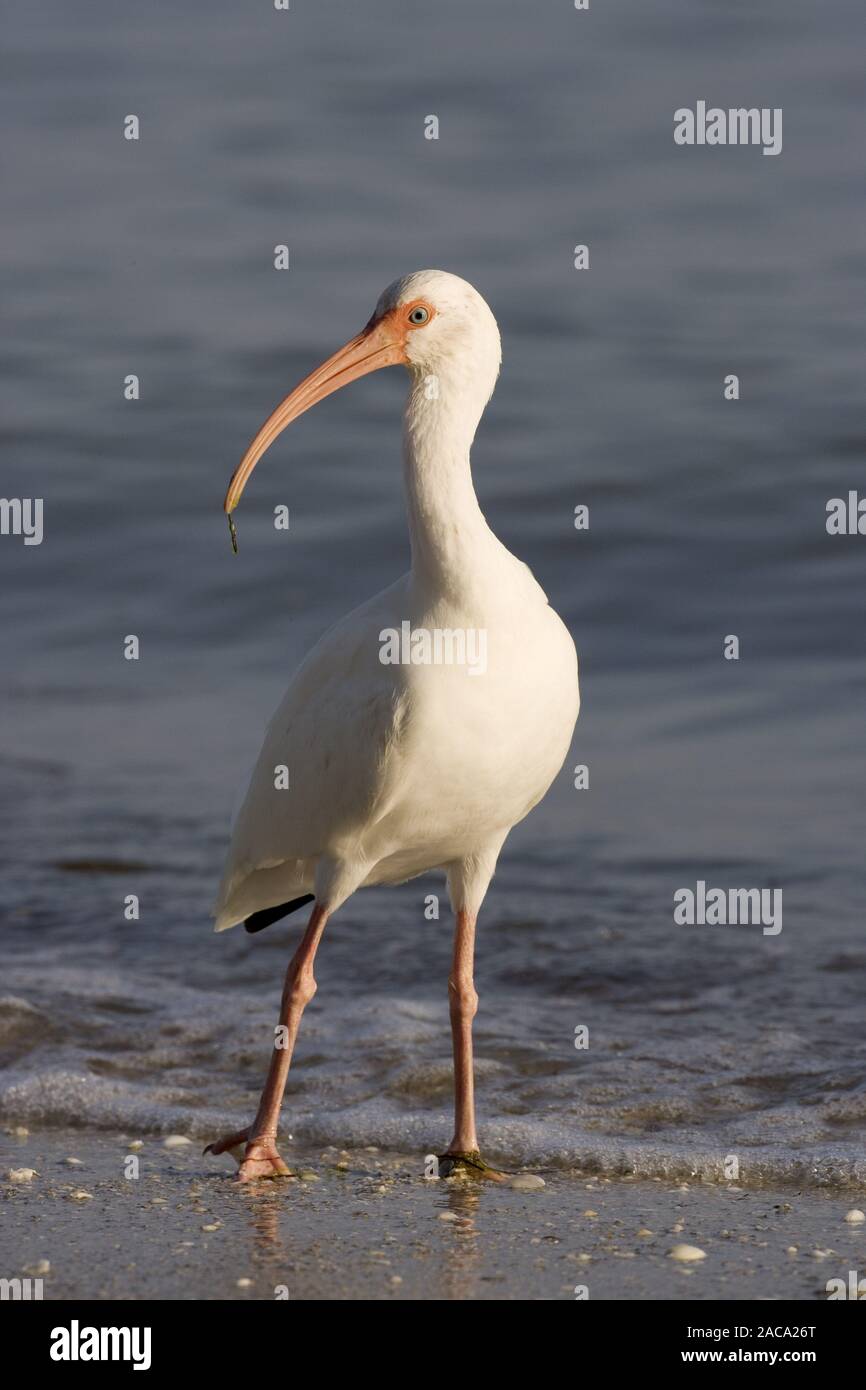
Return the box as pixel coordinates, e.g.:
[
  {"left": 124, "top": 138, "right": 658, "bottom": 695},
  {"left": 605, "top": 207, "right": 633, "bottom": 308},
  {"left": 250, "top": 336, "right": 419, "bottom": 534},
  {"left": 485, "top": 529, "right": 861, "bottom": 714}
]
[{"left": 214, "top": 577, "right": 412, "bottom": 928}]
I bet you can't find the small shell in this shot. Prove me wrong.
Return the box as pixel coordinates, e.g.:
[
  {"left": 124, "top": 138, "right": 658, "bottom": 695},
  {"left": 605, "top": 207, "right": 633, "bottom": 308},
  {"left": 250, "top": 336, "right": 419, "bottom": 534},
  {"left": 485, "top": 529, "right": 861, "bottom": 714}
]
[
  {"left": 510, "top": 1174, "right": 546, "bottom": 1191},
  {"left": 668, "top": 1243, "right": 706, "bottom": 1262}
]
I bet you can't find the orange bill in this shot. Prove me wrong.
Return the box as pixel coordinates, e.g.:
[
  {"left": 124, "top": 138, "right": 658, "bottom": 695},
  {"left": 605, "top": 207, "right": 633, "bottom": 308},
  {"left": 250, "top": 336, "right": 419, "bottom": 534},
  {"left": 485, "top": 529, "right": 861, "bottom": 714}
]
[{"left": 224, "top": 311, "right": 408, "bottom": 518}]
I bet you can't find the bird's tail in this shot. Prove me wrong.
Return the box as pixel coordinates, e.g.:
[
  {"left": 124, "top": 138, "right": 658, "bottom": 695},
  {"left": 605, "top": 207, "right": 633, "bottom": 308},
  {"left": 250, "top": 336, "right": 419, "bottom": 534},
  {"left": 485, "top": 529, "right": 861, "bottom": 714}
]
[{"left": 244, "top": 894, "right": 315, "bottom": 934}]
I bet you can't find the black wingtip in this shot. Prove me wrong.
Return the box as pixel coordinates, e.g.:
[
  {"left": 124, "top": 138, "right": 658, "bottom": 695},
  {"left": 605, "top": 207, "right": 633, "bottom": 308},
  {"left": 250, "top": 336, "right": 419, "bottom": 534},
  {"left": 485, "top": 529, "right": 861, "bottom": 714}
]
[{"left": 244, "top": 894, "right": 315, "bottom": 934}]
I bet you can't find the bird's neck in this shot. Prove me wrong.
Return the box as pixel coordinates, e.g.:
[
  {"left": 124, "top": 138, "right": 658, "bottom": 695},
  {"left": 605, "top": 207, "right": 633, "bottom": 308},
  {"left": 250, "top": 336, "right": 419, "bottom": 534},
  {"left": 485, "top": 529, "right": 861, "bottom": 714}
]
[{"left": 402, "top": 370, "right": 496, "bottom": 597}]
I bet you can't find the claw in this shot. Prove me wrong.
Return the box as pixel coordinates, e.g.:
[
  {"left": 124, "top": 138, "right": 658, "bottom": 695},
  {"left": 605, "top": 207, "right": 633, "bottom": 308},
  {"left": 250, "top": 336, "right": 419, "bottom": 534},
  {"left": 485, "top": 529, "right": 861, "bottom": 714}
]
[
  {"left": 204, "top": 1129, "right": 294, "bottom": 1180},
  {"left": 203, "top": 1128, "right": 250, "bottom": 1159},
  {"left": 437, "top": 1149, "right": 507, "bottom": 1182},
  {"left": 236, "top": 1145, "right": 293, "bottom": 1182}
]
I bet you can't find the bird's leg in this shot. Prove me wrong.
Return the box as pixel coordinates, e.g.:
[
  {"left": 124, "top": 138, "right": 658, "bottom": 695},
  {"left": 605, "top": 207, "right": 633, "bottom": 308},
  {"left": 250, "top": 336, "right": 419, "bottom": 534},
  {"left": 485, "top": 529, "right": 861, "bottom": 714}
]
[
  {"left": 448, "top": 908, "right": 479, "bottom": 1153},
  {"left": 438, "top": 908, "right": 505, "bottom": 1181},
  {"left": 205, "top": 902, "right": 329, "bottom": 1181}
]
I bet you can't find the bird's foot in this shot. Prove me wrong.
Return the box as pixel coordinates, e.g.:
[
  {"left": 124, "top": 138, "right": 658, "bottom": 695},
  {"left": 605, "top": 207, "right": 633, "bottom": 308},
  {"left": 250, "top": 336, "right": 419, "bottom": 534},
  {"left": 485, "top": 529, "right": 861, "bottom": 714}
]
[
  {"left": 204, "top": 1129, "right": 294, "bottom": 1182},
  {"left": 437, "top": 1149, "right": 507, "bottom": 1182}
]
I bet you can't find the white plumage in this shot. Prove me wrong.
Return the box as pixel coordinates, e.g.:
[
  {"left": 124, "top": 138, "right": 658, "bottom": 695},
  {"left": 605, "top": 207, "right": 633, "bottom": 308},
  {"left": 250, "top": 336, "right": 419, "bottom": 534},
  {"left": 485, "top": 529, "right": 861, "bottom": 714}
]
[
  {"left": 215, "top": 270, "right": 578, "bottom": 931},
  {"left": 206, "top": 270, "right": 579, "bottom": 1182}
]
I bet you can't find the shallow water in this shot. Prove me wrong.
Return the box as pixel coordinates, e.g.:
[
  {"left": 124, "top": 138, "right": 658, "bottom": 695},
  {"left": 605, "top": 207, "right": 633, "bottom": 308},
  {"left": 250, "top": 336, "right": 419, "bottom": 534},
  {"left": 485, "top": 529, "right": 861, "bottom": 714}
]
[
  {"left": 5, "top": 1132, "right": 866, "bottom": 1302},
  {"left": 1, "top": 2, "right": 864, "bottom": 1186}
]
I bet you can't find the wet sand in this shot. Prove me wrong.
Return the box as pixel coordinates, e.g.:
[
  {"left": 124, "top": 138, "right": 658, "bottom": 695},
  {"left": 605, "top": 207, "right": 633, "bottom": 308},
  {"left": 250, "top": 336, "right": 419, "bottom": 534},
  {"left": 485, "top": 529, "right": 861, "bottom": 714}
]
[{"left": 2, "top": 1130, "right": 864, "bottom": 1301}]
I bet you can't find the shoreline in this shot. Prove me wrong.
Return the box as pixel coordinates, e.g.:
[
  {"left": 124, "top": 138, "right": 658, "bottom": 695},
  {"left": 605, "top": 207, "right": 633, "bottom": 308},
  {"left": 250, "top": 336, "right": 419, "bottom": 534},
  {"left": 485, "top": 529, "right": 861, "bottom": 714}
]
[{"left": 2, "top": 1130, "right": 864, "bottom": 1301}]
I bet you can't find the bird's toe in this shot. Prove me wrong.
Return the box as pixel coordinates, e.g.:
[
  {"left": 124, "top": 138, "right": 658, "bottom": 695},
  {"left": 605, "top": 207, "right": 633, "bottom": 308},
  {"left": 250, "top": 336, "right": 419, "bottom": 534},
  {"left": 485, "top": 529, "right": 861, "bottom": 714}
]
[
  {"left": 437, "top": 1149, "right": 507, "bottom": 1182},
  {"left": 236, "top": 1142, "right": 294, "bottom": 1182},
  {"left": 203, "top": 1127, "right": 250, "bottom": 1159}
]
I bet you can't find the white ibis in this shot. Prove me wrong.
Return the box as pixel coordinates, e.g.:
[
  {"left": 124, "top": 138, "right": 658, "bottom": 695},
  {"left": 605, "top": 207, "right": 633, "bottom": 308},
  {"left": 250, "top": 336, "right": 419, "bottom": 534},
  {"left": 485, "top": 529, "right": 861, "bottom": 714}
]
[{"left": 205, "top": 271, "right": 579, "bottom": 1181}]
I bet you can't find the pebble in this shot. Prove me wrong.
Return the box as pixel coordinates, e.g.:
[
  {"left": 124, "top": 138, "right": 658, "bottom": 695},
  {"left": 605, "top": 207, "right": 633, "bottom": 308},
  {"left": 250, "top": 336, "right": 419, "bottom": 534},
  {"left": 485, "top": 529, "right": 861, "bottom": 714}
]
[
  {"left": 668, "top": 1243, "right": 706, "bottom": 1262},
  {"left": 236, "top": 1277, "right": 253, "bottom": 1288},
  {"left": 510, "top": 1174, "right": 545, "bottom": 1191},
  {"left": 69, "top": 1189, "right": 93, "bottom": 1201},
  {"left": 10, "top": 1126, "right": 29, "bottom": 1138},
  {"left": 636, "top": 1228, "right": 654, "bottom": 1238},
  {"left": 23, "top": 1259, "right": 50, "bottom": 1276},
  {"left": 7, "top": 1168, "right": 37, "bottom": 1183},
  {"left": 438, "top": 1211, "right": 459, "bottom": 1221},
  {"left": 583, "top": 1208, "right": 598, "bottom": 1217},
  {"left": 201, "top": 1223, "right": 221, "bottom": 1232},
  {"left": 844, "top": 1209, "right": 865, "bottom": 1224},
  {"left": 129, "top": 1140, "right": 144, "bottom": 1151},
  {"left": 298, "top": 1170, "right": 319, "bottom": 1182},
  {"left": 163, "top": 1135, "right": 192, "bottom": 1149},
  {"left": 63, "top": 1157, "right": 84, "bottom": 1167}
]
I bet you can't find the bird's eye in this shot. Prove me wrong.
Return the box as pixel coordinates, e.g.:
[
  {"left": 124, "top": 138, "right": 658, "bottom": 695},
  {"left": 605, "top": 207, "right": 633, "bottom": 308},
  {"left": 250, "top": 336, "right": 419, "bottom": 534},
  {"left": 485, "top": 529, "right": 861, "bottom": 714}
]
[{"left": 407, "top": 306, "right": 430, "bottom": 326}]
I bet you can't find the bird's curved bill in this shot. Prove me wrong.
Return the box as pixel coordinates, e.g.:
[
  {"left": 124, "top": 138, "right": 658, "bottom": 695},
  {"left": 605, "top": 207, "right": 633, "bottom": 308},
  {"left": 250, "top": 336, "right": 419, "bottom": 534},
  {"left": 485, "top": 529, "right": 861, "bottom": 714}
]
[{"left": 224, "top": 314, "right": 406, "bottom": 518}]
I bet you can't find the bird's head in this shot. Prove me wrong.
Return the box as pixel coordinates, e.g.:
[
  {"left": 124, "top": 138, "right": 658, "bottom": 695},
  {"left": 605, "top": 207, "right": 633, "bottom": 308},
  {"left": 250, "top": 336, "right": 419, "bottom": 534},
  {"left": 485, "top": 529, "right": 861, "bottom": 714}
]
[
  {"left": 223, "top": 270, "right": 501, "bottom": 531},
  {"left": 370, "top": 269, "right": 502, "bottom": 384}
]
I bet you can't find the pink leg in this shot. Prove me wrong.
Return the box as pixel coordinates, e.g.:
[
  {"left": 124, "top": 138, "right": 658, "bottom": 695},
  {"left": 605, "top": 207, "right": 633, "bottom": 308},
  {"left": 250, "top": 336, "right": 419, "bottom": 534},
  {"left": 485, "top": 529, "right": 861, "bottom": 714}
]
[
  {"left": 448, "top": 908, "right": 479, "bottom": 1153},
  {"left": 205, "top": 902, "right": 329, "bottom": 1181},
  {"left": 438, "top": 908, "right": 505, "bottom": 1180}
]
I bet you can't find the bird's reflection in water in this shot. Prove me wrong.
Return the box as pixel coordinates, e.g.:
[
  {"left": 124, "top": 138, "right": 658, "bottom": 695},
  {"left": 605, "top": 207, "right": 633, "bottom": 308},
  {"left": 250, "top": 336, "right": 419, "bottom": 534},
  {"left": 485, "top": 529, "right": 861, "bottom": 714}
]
[
  {"left": 437, "top": 1185, "right": 484, "bottom": 1300},
  {"left": 240, "top": 1183, "right": 287, "bottom": 1259},
  {"left": 221, "top": 1169, "right": 504, "bottom": 1300}
]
